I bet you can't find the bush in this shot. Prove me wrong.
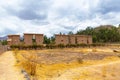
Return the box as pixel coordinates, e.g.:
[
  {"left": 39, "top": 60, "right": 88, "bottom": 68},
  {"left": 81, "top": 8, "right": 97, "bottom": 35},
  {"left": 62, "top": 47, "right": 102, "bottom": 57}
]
[
  {"left": 46, "top": 44, "right": 56, "bottom": 49},
  {"left": 66, "top": 44, "right": 77, "bottom": 48},
  {"left": 91, "top": 43, "right": 105, "bottom": 47},
  {"left": 57, "top": 44, "right": 65, "bottom": 48},
  {"left": 37, "top": 45, "right": 44, "bottom": 49},
  {"left": 77, "top": 58, "right": 83, "bottom": 64}
]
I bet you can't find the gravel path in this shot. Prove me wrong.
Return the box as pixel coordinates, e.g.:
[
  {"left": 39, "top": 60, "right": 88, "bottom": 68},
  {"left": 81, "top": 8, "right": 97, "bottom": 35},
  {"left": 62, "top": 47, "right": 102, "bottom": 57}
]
[{"left": 0, "top": 51, "right": 25, "bottom": 80}]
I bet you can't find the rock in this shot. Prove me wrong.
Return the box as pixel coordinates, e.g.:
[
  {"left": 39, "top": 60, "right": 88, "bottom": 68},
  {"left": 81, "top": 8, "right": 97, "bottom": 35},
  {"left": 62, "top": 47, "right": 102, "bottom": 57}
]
[{"left": 21, "top": 69, "right": 26, "bottom": 73}]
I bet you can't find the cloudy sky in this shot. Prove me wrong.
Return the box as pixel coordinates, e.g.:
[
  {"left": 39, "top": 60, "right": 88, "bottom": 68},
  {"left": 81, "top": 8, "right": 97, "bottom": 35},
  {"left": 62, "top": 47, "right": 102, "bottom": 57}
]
[{"left": 0, "top": 0, "right": 120, "bottom": 37}]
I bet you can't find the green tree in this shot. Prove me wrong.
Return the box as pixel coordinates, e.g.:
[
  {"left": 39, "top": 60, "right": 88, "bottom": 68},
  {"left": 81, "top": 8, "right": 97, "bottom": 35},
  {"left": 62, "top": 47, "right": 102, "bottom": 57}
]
[
  {"left": 1, "top": 40, "right": 7, "bottom": 45},
  {"left": 76, "top": 25, "right": 120, "bottom": 43},
  {"left": 43, "top": 35, "right": 50, "bottom": 44},
  {"left": 68, "top": 31, "right": 73, "bottom": 35},
  {"left": 50, "top": 35, "right": 55, "bottom": 44}
]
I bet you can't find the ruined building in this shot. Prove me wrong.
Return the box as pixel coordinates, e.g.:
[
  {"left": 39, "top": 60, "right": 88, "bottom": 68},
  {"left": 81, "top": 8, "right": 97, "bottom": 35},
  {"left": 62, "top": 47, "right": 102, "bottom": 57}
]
[
  {"left": 7, "top": 35, "right": 20, "bottom": 45},
  {"left": 55, "top": 34, "right": 69, "bottom": 45},
  {"left": 7, "top": 33, "right": 92, "bottom": 45},
  {"left": 55, "top": 34, "right": 92, "bottom": 45},
  {"left": 24, "top": 33, "right": 43, "bottom": 45}
]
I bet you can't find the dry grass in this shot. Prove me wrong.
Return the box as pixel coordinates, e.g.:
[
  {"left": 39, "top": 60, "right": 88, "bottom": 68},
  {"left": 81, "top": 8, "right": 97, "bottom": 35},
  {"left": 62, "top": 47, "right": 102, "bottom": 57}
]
[
  {"left": 14, "top": 47, "right": 120, "bottom": 80},
  {"left": 14, "top": 50, "right": 38, "bottom": 78}
]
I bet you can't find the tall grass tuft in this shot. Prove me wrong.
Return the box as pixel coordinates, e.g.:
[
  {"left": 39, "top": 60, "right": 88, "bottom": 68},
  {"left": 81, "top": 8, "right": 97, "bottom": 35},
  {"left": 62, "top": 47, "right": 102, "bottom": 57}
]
[
  {"left": 13, "top": 48, "right": 20, "bottom": 63},
  {"left": 21, "top": 51, "right": 38, "bottom": 76}
]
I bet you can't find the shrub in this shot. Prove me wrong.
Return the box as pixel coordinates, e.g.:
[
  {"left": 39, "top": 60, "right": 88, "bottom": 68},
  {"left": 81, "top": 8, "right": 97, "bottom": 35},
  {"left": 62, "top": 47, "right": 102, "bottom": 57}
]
[
  {"left": 77, "top": 58, "right": 83, "bottom": 64},
  {"left": 57, "top": 44, "right": 65, "bottom": 48},
  {"left": 76, "top": 43, "right": 88, "bottom": 47},
  {"left": 46, "top": 44, "right": 56, "bottom": 49},
  {"left": 37, "top": 45, "right": 44, "bottom": 49},
  {"left": 91, "top": 43, "right": 106, "bottom": 47},
  {"left": 66, "top": 44, "right": 77, "bottom": 48}
]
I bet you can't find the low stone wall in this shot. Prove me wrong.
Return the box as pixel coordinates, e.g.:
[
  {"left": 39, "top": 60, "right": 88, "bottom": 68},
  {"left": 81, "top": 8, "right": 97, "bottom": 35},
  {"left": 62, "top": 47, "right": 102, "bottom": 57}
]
[{"left": 0, "top": 45, "right": 8, "bottom": 54}]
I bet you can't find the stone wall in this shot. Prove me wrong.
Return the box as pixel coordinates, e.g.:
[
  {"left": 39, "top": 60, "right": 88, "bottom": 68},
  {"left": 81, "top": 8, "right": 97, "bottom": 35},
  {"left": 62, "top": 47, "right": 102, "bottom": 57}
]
[{"left": 0, "top": 45, "right": 8, "bottom": 54}]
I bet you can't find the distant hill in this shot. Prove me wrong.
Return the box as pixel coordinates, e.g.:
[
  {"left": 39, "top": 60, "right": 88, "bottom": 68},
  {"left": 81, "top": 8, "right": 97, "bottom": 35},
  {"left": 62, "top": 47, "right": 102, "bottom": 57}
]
[
  {"left": 76, "top": 24, "right": 120, "bottom": 43},
  {"left": 0, "top": 36, "right": 7, "bottom": 41},
  {"left": 94, "top": 25, "right": 116, "bottom": 31},
  {"left": 94, "top": 25, "right": 120, "bottom": 34}
]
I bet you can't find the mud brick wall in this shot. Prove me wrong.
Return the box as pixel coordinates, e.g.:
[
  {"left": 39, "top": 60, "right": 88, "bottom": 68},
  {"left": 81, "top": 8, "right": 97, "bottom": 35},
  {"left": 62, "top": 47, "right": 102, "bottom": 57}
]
[
  {"left": 7, "top": 35, "right": 20, "bottom": 45},
  {"left": 76, "top": 35, "right": 88, "bottom": 44},
  {"left": 87, "top": 36, "right": 93, "bottom": 44},
  {"left": 55, "top": 35, "right": 69, "bottom": 45},
  {"left": 69, "top": 35, "right": 76, "bottom": 44},
  {"left": 24, "top": 33, "right": 44, "bottom": 45},
  {"left": 24, "top": 34, "right": 33, "bottom": 45},
  {"left": 35, "top": 34, "right": 43, "bottom": 45}
]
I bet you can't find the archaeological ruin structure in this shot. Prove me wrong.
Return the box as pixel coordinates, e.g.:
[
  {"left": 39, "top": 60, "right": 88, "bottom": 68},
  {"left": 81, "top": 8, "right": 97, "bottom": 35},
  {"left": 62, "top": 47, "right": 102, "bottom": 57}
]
[{"left": 7, "top": 33, "right": 92, "bottom": 45}]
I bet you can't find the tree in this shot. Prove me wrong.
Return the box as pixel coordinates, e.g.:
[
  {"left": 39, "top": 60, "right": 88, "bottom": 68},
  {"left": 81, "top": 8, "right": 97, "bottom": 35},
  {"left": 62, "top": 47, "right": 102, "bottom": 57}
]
[
  {"left": 1, "top": 40, "right": 7, "bottom": 45},
  {"left": 68, "top": 31, "right": 73, "bottom": 35},
  {"left": 43, "top": 35, "right": 50, "bottom": 44},
  {"left": 76, "top": 25, "right": 120, "bottom": 43},
  {"left": 50, "top": 35, "right": 55, "bottom": 44}
]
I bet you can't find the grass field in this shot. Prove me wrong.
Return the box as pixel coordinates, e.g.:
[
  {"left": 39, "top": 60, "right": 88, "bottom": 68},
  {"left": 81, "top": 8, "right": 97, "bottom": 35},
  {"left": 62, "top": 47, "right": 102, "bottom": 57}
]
[{"left": 14, "top": 47, "right": 120, "bottom": 80}]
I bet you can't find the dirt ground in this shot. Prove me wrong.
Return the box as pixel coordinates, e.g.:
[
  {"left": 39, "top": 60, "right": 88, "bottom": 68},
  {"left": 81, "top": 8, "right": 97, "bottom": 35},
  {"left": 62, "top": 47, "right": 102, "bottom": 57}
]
[
  {"left": 18, "top": 47, "right": 120, "bottom": 80},
  {"left": 33, "top": 47, "right": 120, "bottom": 64},
  {"left": 0, "top": 51, "right": 25, "bottom": 80},
  {"left": 51, "top": 60, "right": 120, "bottom": 80},
  {"left": 1, "top": 47, "right": 120, "bottom": 80}
]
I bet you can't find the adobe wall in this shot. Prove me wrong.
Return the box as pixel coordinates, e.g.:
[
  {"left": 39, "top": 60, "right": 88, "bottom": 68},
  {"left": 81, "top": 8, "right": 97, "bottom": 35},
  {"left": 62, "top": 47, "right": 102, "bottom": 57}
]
[
  {"left": 24, "top": 34, "right": 33, "bottom": 45},
  {"left": 69, "top": 35, "right": 76, "bottom": 44},
  {"left": 24, "top": 33, "right": 44, "bottom": 45},
  {"left": 76, "top": 35, "right": 88, "bottom": 44},
  {"left": 87, "top": 36, "right": 93, "bottom": 44},
  {"left": 7, "top": 35, "right": 20, "bottom": 45},
  {"left": 55, "top": 34, "right": 93, "bottom": 45},
  {"left": 35, "top": 34, "right": 43, "bottom": 45},
  {"left": 55, "top": 35, "right": 69, "bottom": 45},
  {"left": 7, "top": 33, "right": 92, "bottom": 46}
]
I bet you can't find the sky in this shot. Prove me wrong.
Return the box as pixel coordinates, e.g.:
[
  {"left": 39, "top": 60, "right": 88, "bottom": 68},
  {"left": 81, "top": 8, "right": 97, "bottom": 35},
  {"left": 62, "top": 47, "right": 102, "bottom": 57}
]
[{"left": 0, "top": 0, "right": 120, "bottom": 37}]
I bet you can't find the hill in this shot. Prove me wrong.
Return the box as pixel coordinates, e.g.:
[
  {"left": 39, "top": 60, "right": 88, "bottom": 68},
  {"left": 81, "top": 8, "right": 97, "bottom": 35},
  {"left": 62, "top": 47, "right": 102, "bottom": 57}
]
[{"left": 76, "top": 25, "right": 120, "bottom": 43}]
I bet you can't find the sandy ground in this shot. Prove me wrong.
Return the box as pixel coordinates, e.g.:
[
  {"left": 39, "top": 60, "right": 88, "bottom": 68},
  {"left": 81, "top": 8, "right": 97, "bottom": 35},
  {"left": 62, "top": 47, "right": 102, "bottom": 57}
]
[{"left": 0, "top": 51, "right": 25, "bottom": 80}]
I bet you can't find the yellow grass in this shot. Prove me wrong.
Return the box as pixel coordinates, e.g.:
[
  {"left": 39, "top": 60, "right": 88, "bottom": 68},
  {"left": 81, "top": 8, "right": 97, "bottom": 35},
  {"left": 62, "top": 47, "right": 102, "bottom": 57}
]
[{"left": 14, "top": 48, "right": 120, "bottom": 80}]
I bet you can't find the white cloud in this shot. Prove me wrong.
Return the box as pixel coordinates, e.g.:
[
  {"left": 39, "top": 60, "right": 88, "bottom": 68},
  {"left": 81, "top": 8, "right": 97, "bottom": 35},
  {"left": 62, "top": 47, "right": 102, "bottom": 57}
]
[{"left": 0, "top": 0, "right": 120, "bottom": 37}]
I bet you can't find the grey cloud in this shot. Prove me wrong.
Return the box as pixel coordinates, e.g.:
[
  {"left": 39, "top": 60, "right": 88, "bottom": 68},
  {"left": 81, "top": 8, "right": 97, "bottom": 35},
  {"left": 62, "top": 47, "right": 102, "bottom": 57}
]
[
  {"left": 0, "top": 28, "right": 18, "bottom": 36},
  {"left": 30, "top": 20, "right": 49, "bottom": 25},
  {"left": 17, "top": 0, "right": 50, "bottom": 20},
  {"left": 17, "top": 9, "right": 47, "bottom": 20},
  {"left": 3, "top": 0, "right": 51, "bottom": 20},
  {"left": 97, "top": 0, "right": 120, "bottom": 14},
  {"left": 0, "top": 0, "right": 120, "bottom": 37},
  {"left": 58, "top": 24, "right": 76, "bottom": 30}
]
